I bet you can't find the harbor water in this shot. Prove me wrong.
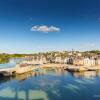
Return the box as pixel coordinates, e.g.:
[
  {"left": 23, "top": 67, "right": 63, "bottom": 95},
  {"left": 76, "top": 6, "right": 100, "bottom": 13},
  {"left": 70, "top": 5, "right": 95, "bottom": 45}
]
[{"left": 0, "top": 69, "right": 100, "bottom": 100}]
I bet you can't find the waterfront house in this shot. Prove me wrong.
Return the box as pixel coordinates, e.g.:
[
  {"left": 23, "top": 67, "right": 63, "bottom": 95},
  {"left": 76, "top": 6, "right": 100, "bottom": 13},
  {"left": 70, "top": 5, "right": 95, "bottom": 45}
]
[
  {"left": 83, "top": 57, "right": 95, "bottom": 66},
  {"left": 33, "top": 56, "right": 43, "bottom": 64},
  {"left": 95, "top": 58, "right": 100, "bottom": 65},
  {"left": 63, "top": 57, "right": 73, "bottom": 64},
  {"left": 47, "top": 55, "right": 55, "bottom": 63},
  {"left": 40, "top": 56, "right": 47, "bottom": 64},
  {"left": 67, "top": 58, "right": 73, "bottom": 64},
  {"left": 73, "top": 57, "right": 84, "bottom": 66},
  {"left": 25, "top": 55, "right": 47, "bottom": 65},
  {"left": 55, "top": 56, "right": 62, "bottom": 63},
  {"left": 73, "top": 57, "right": 96, "bottom": 66},
  {"left": 63, "top": 57, "right": 69, "bottom": 64}
]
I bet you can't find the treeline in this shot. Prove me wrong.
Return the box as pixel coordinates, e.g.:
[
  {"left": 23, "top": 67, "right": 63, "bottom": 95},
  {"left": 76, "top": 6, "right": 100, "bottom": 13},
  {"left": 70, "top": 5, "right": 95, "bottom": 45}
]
[
  {"left": 0, "top": 54, "right": 10, "bottom": 64},
  {"left": 9, "top": 54, "right": 26, "bottom": 58},
  {"left": 0, "top": 53, "right": 26, "bottom": 64},
  {"left": 84, "top": 50, "right": 100, "bottom": 55}
]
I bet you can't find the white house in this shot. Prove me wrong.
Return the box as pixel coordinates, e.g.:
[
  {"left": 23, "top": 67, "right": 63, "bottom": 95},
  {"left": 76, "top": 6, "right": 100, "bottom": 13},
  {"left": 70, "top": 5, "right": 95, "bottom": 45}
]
[
  {"left": 63, "top": 57, "right": 70, "bottom": 64},
  {"left": 21, "top": 56, "right": 47, "bottom": 65},
  {"left": 95, "top": 58, "right": 100, "bottom": 65},
  {"left": 55, "top": 57, "right": 62, "bottom": 63},
  {"left": 83, "top": 58, "right": 95, "bottom": 66},
  {"left": 73, "top": 57, "right": 84, "bottom": 66},
  {"left": 40, "top": 57, "right": 47, "bottom": 64}
]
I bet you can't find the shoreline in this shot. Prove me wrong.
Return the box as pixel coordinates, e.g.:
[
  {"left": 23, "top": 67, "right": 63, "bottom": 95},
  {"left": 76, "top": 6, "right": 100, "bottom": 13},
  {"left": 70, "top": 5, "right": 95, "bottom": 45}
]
[{"left": 0, "top": 63, "right": 100, "bottom": 77}]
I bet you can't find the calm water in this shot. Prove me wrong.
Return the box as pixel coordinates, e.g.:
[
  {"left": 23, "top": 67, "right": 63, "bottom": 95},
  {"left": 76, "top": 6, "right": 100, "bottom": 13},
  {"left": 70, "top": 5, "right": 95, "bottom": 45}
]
[
  {"left": 0, "top": 58, "right": 23, "bottom": 69},
  {"left": 0, "top": 69, "right": 100, "bottom": 100}
]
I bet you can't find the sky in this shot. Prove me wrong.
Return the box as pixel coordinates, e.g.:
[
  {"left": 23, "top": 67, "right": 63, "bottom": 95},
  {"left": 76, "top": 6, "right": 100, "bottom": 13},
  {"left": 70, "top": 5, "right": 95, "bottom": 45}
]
[{"left": 0, "top": 0, "right": 100, "bottom": 53}]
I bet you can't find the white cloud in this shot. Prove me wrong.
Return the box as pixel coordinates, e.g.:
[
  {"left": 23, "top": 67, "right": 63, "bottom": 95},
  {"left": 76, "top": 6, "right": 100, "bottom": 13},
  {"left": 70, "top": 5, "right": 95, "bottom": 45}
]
[{"left": 31, "top": 25, "right": 60, "bottom": 33}]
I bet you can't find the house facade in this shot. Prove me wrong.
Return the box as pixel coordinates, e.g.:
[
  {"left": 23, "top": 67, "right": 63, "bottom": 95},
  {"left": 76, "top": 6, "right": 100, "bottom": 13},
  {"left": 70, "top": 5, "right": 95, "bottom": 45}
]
[
  {"left": 95, "top": 58, "right": 100, "bottom": 65},
  {"left": 83, "top": 58, "right": 95, "bottom": 66},
  {"left": 55, "top": 57, "right": 62, "bottom": 63},
  {"left": 63, "top": 58, "right": 69, "bottom": 64},
  {"left": 73, "top": 57, "right": 96, "bottom": 66},
  {"left": 73, "top": 58, "right": 84, "bottom": 66}
]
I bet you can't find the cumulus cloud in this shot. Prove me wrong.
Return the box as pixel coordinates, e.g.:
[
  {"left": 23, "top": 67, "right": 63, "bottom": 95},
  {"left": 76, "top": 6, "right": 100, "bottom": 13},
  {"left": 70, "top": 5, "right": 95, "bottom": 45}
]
[{"left": 31, "top": 25, "right": 60, "bottom": 33}]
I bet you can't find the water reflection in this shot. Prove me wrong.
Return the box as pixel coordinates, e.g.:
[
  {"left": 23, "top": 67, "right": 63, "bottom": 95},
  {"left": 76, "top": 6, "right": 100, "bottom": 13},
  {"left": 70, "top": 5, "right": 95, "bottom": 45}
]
[
  {"left": 0, "top": 87, "right": 49, "bottom": 100},
  {"left": 0, "top": 58, "right": 22, "bottom": 68},
  {"left": 71, "top": 70, "right": 100, "bottom": 79},
  {"left": 65, "top": 84, "right": 80, "bottom": 94},
  {"left": 0, "top": 69, "right": 100, "bottom": 100}
]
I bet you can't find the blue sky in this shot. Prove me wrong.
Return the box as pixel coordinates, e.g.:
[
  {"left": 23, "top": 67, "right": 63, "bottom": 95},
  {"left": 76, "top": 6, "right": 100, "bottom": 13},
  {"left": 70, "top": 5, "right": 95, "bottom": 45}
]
[{"left": 0, "top": 0, "right": 100, "bottom": 53}]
